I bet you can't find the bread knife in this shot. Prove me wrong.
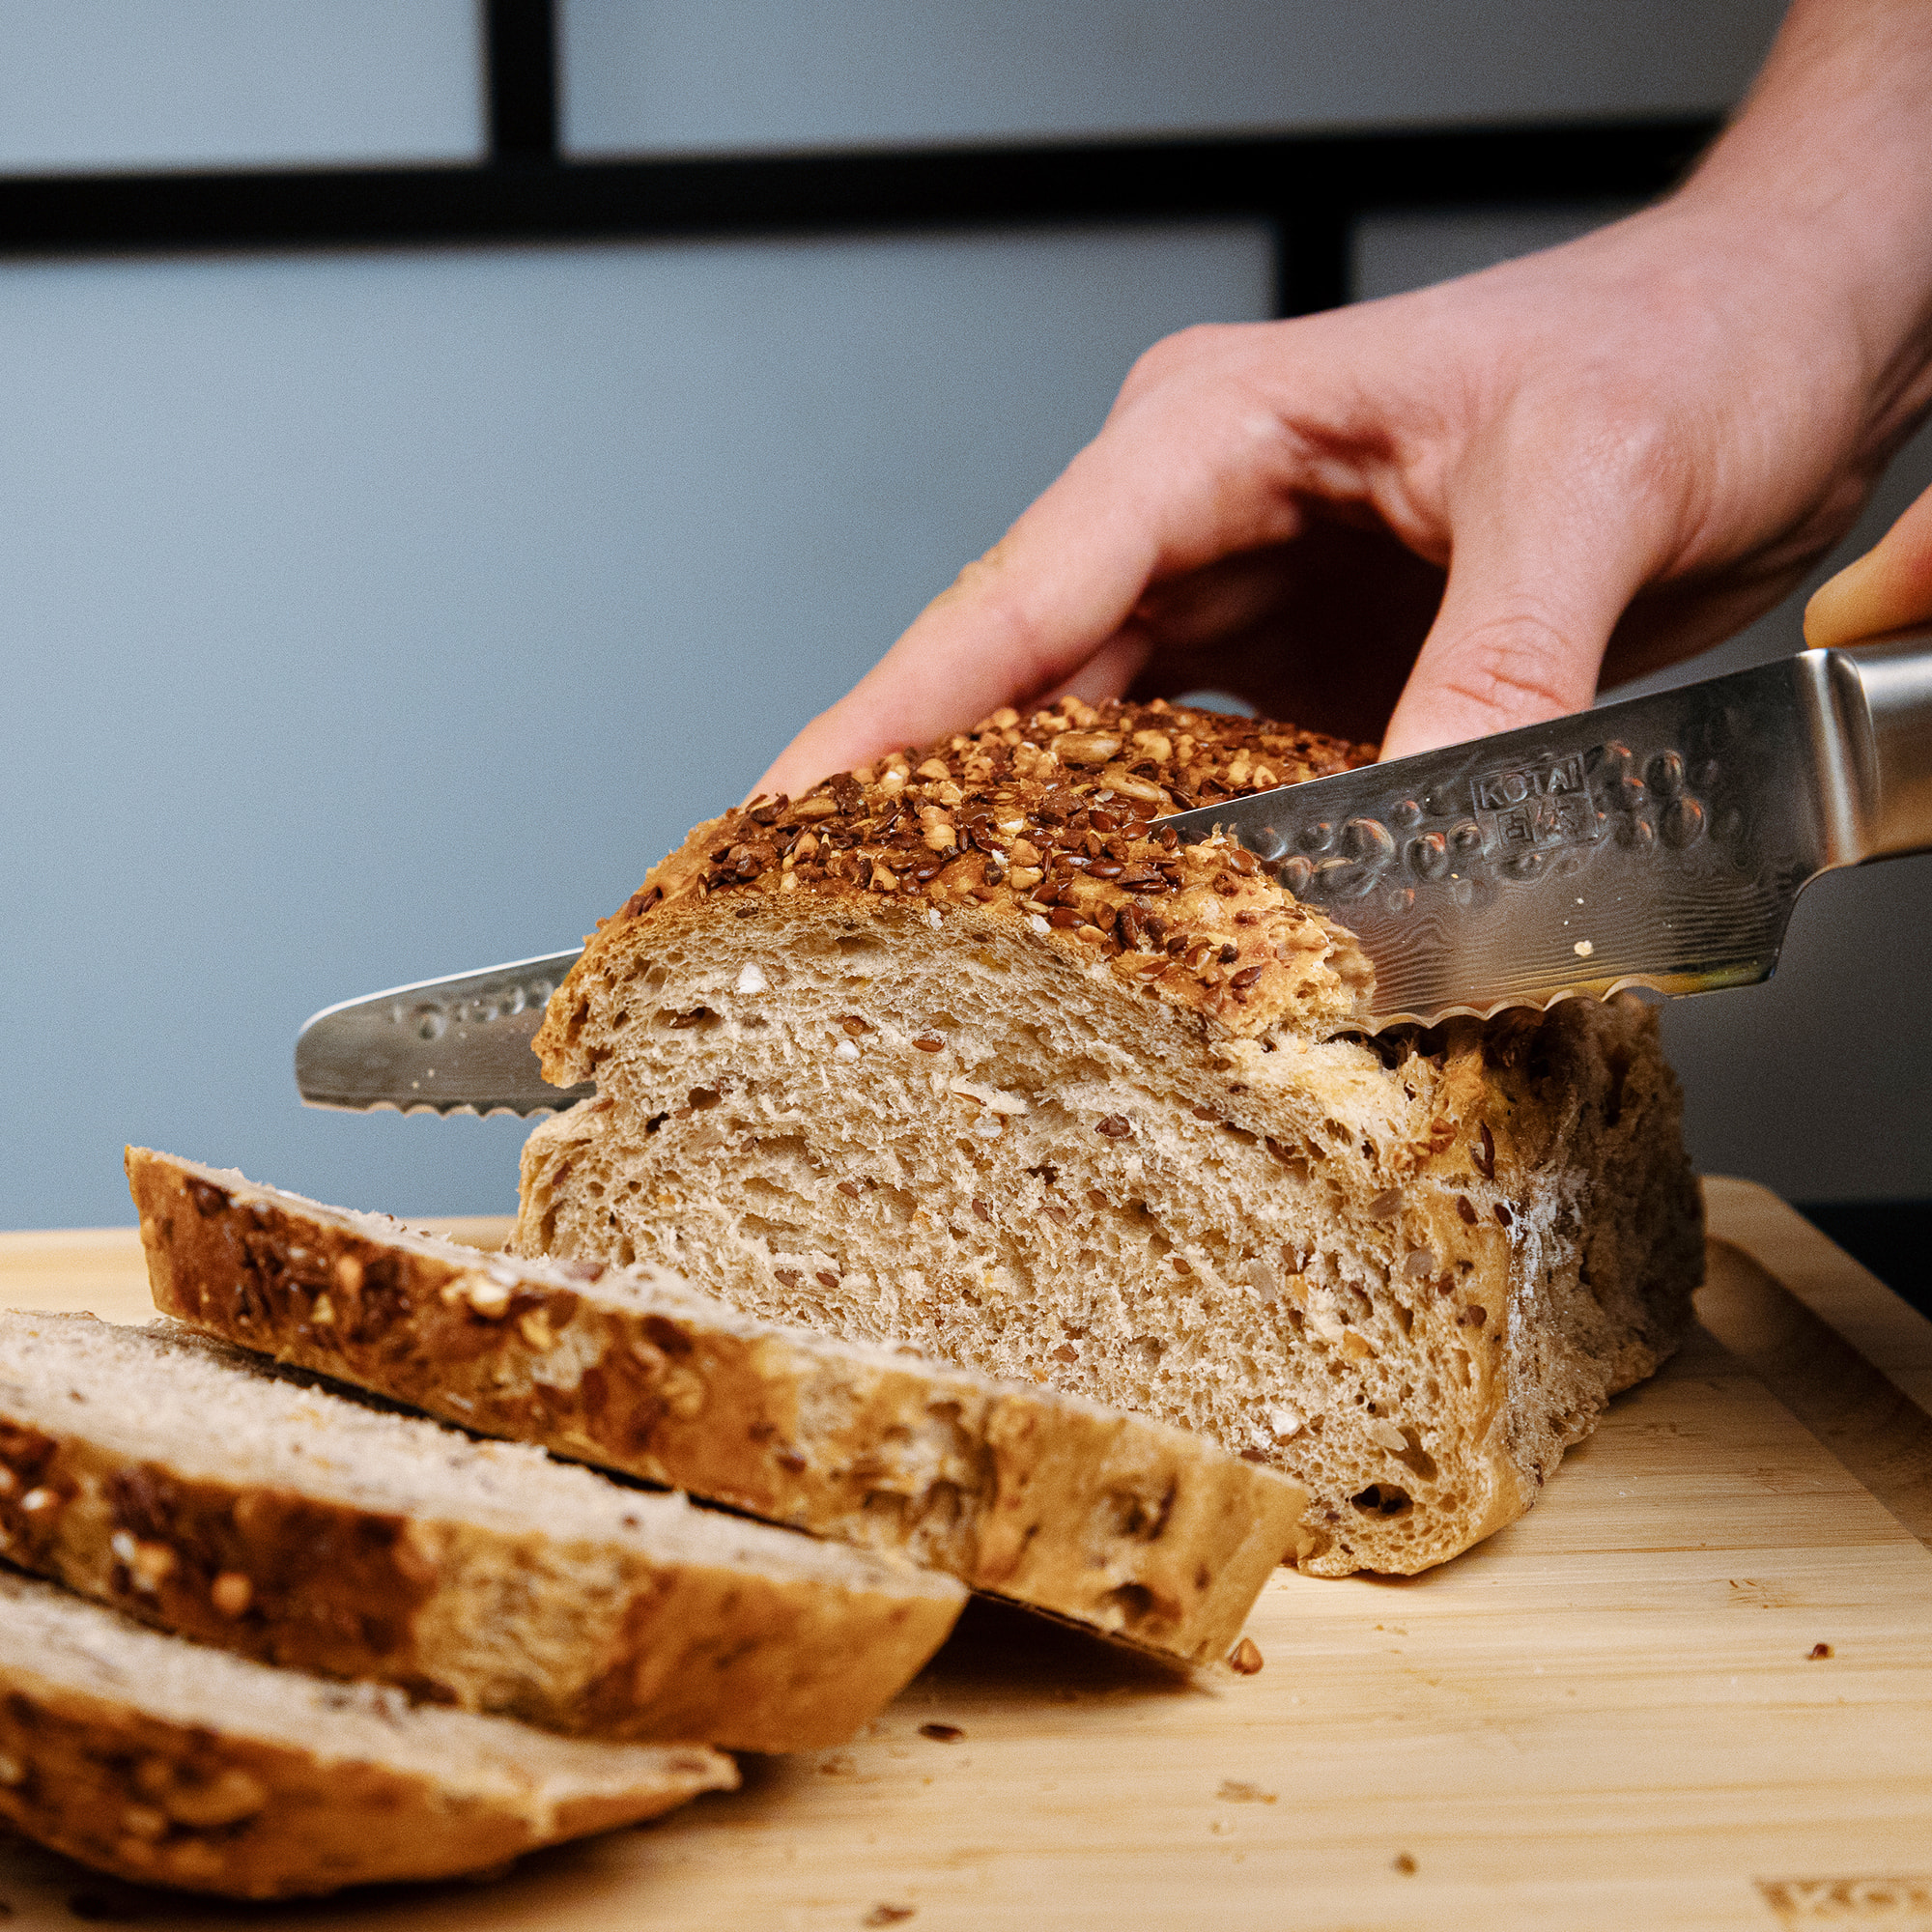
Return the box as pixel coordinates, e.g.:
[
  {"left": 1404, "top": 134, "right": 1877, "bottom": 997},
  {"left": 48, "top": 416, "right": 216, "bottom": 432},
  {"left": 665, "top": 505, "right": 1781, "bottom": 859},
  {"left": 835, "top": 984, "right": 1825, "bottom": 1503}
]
[
  {"left": 294, "top": 634, "right": 1932, "bottom": 1116},
  {"left": 1166, "top": 632, "right": 1932, "bottom": 1026}
]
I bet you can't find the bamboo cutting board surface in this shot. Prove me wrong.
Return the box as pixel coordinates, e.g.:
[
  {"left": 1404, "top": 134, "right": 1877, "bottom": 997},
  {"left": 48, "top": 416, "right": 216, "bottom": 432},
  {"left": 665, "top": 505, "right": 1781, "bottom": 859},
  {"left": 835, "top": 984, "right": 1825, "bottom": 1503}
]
[{"left": 0, "top": 1178, "right": 1928, "bottom": 1931}]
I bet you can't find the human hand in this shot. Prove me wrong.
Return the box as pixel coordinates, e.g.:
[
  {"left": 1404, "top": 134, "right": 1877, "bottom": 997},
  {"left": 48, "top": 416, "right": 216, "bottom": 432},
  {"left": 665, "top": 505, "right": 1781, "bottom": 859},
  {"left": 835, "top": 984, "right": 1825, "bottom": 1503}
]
[
  {"left": 753, "top": 5, "right": 1932, "bottom": 801},
  {"left": 1804, "top": 480, "right": 1932, "bottom": 646},
  {"left": 759, "top": 198, "right": 1921, "bottom": 801}
]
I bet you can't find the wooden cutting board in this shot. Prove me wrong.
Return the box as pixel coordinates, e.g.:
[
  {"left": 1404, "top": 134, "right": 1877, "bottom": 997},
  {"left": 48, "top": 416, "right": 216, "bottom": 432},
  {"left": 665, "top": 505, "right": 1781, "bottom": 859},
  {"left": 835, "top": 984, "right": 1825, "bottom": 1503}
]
[{"left": 0, "top": 1178, "right": 1928, "bottom": 1932}]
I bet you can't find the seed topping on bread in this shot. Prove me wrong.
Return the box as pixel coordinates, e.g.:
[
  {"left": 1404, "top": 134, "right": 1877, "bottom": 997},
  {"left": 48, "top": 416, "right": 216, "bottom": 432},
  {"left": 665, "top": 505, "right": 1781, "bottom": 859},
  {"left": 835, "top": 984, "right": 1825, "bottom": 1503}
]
[{"left": 550, "top": 697, "right": 1377, "bottom": 1057}]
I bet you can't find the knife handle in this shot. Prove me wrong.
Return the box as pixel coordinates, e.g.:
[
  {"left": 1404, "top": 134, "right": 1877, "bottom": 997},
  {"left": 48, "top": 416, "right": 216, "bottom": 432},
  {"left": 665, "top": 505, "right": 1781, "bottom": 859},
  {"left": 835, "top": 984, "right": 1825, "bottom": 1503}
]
[{"left": 1833, "top": 633, "right": 1932, "bottom": 863}]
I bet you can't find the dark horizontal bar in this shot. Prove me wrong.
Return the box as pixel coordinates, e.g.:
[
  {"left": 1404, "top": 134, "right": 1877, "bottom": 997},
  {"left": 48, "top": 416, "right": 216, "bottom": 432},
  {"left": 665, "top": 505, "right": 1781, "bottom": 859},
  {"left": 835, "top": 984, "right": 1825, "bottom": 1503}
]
[{"left": 0, "top": 118, "right": 1718, "bottom": 260}]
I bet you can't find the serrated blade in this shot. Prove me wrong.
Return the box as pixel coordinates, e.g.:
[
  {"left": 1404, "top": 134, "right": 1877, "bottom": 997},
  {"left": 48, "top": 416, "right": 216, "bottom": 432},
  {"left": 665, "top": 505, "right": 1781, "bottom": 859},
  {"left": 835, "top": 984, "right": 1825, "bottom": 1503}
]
[
  {"left": 294, "top": 951, "right": 591, "bottom": 1117},
  {"left": 1158, "top": 651, "right": 1868, "bottom": 1027}
]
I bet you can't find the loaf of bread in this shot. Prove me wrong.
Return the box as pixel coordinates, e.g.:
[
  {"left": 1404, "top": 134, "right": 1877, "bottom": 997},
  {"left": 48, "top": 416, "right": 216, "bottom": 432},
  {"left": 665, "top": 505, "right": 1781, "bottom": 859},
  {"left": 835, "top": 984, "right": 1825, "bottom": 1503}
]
[
  {"left": 129, "top": 1146, "right": 1306, "bottom": 1664},
  {"left": 516, "top": 696, "right": 1703, "bottom": 1577},
  {"left": 0, "top": 1308, "right": 962, "bottom": 1750},
  {"left": 0, "top": 1568, "right": 733, "bottom": 1897}
]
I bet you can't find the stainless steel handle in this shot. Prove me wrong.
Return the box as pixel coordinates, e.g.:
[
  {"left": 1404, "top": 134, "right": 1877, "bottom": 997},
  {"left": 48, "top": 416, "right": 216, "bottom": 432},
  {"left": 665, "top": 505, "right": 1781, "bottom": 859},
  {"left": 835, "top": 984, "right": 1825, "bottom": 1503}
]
[{"left": 1839, "top": 632, "right": 1932, "bottom": 861}]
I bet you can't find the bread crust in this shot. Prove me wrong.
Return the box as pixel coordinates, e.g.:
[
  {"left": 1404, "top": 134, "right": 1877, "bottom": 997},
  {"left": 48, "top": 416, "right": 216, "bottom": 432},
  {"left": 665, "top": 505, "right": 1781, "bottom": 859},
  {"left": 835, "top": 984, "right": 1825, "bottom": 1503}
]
[
  {"left": 516, "top": 696, "right": 1703, "bottom": 1577},
  {"left": 129, "top": 1149, "right": 1308, "bottom": 1665},
  {"left": 0, "top": 1308, "right": 962, "bottom": 1752},
  {"left": 535, "top": 696, "right": 1377, "bottom": 1079},
  {"left": 0, "top": 1572, "right": 732, "bottom": 1899}
]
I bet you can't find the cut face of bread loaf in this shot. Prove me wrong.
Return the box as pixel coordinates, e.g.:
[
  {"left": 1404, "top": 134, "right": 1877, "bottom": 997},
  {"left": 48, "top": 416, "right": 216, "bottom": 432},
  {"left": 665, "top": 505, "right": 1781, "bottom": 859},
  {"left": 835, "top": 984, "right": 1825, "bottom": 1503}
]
[
  {"left": 0, "top": 1308, "right": 962, "bottom": 1750},
  {"left": 130, "top": 1147, "right": 1306, "bottom": 1664},
  {"left": 0, "top": 1568, "right": 733, "bottom": 1898},
  {"left": 517, "top": 696, "right": 1703, "bottom": 1577}
]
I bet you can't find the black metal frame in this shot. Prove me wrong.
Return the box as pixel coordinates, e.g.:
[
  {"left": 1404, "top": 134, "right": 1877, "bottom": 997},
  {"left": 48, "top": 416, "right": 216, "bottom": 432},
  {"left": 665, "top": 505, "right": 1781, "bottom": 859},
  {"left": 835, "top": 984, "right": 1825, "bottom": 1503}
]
[{"left": 0, "top": 0, "right": 1718, "bottom": 318}]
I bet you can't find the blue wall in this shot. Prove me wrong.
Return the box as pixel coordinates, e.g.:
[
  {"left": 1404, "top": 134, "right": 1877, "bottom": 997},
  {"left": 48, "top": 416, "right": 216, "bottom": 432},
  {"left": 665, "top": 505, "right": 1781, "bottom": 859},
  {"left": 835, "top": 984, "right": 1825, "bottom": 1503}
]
[
  {"left": 0, "top": 0, "right": 479, "bottom": 172},
  {"left": 563, "top": 0, "right": 1781, "bottom": 154}
]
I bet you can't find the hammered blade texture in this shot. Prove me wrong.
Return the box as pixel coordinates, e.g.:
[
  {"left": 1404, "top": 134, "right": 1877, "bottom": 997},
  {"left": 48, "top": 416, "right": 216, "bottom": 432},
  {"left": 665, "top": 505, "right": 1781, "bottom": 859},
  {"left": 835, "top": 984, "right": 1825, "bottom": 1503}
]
[
  {"left": 1161, "top": 658, "right": 1845, "bottom": 1026},
  {"left": 295, "top": 951, "right": 592, "bottom": 1116}
]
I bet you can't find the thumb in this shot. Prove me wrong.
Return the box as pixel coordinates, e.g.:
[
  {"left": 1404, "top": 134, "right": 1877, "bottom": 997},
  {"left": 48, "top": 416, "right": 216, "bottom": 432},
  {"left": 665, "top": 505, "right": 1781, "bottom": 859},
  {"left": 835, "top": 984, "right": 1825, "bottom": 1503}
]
[
  {"left": 1378, "top": 459, "right": 1655, "bottom": 762},
  {"left": 1804, "top": 480, "right": 1932, "bottom": 647}
]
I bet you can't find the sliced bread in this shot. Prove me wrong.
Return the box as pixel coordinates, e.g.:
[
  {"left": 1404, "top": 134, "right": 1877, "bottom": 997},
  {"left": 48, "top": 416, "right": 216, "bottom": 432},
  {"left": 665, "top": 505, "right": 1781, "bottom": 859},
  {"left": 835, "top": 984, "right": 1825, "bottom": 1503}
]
[
  {"left": 0, "top": 1309, "right": 963, "bottom": 1750},
  {"left": 0, "top": 1567, "right": 733, "bottom": 1898},
  {"left": 516, "top": 695, "right": 1702, "bottom": 1576},
  {"left": 128, "top": 1146, "right": 1308, "bottom": 1665}
]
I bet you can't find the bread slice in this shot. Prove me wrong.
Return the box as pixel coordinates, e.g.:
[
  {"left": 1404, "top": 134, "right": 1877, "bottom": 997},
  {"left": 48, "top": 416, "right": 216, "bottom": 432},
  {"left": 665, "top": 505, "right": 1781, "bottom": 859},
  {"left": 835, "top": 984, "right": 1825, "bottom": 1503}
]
[
  {"left": 0, "top": 1309, "right": 961, "bottom": 1751},
  {"left": 516, "top": 695, "right": 1703, "bottom": 1577},
  {"left": 0, "top": 1567, "right": 733, "bottom": 1898},
  {"left": 128, "top": 1147, "right": 1307, "bottom": 1665}
]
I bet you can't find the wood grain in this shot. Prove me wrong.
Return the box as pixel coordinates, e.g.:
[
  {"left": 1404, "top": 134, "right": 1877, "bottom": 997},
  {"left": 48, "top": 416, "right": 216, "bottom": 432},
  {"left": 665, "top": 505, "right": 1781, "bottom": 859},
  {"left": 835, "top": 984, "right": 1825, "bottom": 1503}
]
[{"left": 1, "top": 1182, "right": 1929, "bottom": 1931}]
